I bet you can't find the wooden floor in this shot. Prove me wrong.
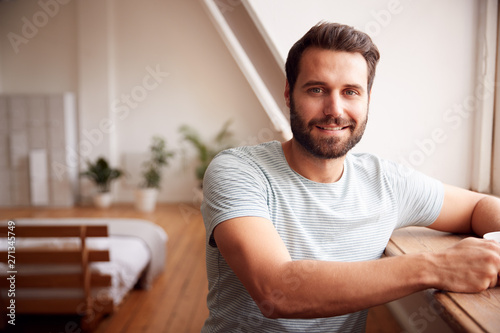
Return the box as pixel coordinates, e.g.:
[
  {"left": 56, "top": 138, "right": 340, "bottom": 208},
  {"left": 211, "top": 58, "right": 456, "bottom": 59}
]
[{"left": 0, "top": 203, "right": 402, "bottom": 333}]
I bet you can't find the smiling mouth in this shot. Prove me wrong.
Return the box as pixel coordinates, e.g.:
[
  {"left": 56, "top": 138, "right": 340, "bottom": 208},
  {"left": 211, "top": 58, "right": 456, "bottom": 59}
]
[{"left": 316, "top": 125, "right": 349, "bottom": 131}]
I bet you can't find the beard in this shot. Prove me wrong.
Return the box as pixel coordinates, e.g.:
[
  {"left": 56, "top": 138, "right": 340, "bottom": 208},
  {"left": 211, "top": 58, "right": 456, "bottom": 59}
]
[{"left": 289, "top": 97, "right": 368, "bottom": 159}]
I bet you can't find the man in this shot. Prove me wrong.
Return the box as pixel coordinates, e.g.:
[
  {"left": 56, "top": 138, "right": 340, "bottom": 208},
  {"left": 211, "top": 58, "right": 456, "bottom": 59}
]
[{"left": 201, "top": 22, "right": 500, "bottom": 332}]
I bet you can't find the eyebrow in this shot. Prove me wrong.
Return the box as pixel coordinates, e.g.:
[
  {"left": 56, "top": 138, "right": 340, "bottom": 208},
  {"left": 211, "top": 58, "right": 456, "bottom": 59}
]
[
  {"left": 301, "top": 81, "right": 366, "bottom": 93},
  {"left": 301, "top": 81, "right": 327, "bottom": 89},
  {"left": 344, "top": 83, "right": 366, "bottom": 93}
]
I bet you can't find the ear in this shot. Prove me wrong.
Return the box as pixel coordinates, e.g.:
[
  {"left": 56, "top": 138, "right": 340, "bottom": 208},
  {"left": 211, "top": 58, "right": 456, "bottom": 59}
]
[{"left": 284, "top": 80, "right": 291, "bottom": 108}]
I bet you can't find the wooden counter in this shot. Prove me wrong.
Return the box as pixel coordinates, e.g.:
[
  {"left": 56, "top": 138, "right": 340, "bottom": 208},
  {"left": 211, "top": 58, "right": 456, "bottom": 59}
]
[{"left": 385, "top": 227, "right": 500, "bottom": 333}]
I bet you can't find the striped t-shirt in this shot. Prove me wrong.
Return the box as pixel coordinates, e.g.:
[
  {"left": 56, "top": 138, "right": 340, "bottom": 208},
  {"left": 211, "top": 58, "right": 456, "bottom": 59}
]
[{"left": 201, "top": 141, "right": 444, "bottom": 333}]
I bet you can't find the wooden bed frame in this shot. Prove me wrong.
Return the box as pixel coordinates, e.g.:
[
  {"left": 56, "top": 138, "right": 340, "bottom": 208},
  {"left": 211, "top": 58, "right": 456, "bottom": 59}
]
[{"left": 0, "top": 225, "right": 114, "bottom": 331}]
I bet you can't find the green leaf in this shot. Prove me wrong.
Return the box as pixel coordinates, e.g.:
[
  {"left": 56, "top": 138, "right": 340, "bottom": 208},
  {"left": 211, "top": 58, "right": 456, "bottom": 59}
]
[
  {"left": 80, "top": 157, "right": 124, "bottom": 193},
  {"left": 140, "top": 136, "right": 175, "bottom": 189},
  {"left": 179, "top": 119, "right": 234, "bottom": 184}
]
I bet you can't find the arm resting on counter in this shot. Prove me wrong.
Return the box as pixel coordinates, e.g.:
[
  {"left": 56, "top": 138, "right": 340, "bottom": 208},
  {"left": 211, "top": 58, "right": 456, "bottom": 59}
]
[
  {"left": 214, "top": 214, "right": 500, "bottom": 320},
  {"left": 429, "top": 184, "right": 500, "bottom": 236}
]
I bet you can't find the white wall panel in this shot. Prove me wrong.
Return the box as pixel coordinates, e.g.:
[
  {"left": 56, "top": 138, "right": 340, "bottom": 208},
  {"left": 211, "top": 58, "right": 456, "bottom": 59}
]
[
  {"left": 29, "top": 149, "right": 49, "bottom": 206},
  {"left": 0, "top": 93, "right": 77, "bottom": 207}
]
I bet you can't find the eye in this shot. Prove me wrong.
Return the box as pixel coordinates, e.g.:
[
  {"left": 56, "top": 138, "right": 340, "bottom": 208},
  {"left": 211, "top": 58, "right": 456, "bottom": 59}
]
[
  {"left": 309, "top": 87, "right": 323, "bottom": 94},
  {"left": 344, "top": 89, "right": 358, "bottom": 96}
]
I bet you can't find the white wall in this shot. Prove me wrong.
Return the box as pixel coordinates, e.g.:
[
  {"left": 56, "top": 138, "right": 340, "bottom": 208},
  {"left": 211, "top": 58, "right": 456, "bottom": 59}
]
[
  {"left": 0, "top": 31, "right": 3, "bottom": 92},
  {"left": 0, "top": 0, "right": 280, "bottom": 203},
  {"left": 0, "top": 0, "right": 488, "bottom": 202},
  {"left": 246, "top": 0, "right": 481, "bottom": 188},
  {"left": 0, "top": 0, "right": 78, "bottom": 93}
]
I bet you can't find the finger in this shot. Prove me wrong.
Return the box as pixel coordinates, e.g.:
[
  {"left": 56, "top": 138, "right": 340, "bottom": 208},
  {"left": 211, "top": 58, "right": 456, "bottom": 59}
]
[
  {"left": 490, "top": 278, "right": 498, "bottom": 289},
  {"left": 490, "top": 273, "right": 499, "bottom": 289}
]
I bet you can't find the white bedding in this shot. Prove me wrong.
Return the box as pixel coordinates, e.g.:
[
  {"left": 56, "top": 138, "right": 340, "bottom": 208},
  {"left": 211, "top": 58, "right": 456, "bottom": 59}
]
[
  {"left": 0, "top": 235, "right": 149, "bottom": 306},
  {"left": 0, "top": 218, "right": 168, "bottom": 308},
  {"left": 0, "top": 218, "right": 168, "bottom": 288}
]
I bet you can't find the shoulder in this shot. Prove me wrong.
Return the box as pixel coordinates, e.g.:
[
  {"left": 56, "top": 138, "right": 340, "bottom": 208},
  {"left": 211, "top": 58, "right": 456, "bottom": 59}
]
[
  {"left": 345, "top": 153, "right": 431, "bottom": 195},
  {"left": 210, "top": 141, "right": 284, "bottom": 171},
  {"left": 347, "top": 152, "right": 381, "bottom": 166},
  {"left": 347, "top": 152, "right": 390, "bottom": 176},
  {"left": 216, "top": 140, "right": 282, "bottom": 160},
  {"left": 204, "top": 141, "right": 283, "bottom": 186},
  {"left": 347, "top": 152, "right": 415, "bottom": 179}
]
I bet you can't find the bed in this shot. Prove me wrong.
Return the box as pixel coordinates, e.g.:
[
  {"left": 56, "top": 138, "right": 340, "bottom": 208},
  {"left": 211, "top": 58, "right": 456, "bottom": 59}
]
[{"left": 0, "top": 218, "right": 168, "bottom": 330}]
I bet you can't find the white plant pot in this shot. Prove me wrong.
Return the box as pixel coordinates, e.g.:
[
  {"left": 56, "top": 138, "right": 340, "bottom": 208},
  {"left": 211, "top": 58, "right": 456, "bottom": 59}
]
[
  {"left": 93, "top": 192, "right": 112, "bottom": 209},
  {"left": 135, "top": 188, "right": 159, "bottom": 212}
]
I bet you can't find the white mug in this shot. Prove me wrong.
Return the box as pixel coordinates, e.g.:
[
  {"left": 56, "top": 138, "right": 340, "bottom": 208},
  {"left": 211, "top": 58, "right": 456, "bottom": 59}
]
[{"left": 483, "top": 231, "right": 500, "bottom": 242}]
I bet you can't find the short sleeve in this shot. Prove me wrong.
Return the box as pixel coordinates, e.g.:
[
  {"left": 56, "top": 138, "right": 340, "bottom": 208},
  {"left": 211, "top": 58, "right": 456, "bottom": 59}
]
[
  {"left": 201, "top": 150, "right": 271, "bottom": 247},
  {"left": 382, "top": 160, "right": 445, "bottom": 229}
]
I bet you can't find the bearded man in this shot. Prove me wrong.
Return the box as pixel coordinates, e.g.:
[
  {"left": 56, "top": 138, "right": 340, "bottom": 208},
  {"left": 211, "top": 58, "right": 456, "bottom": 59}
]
[{"left": 201, "top": 22, "right": 500, "bottom": 333}]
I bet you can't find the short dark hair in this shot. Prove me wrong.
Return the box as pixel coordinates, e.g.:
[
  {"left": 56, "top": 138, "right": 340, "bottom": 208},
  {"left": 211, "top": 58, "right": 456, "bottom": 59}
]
[{"left": 285, "top": 22, "right": 380, "bottom": 94}]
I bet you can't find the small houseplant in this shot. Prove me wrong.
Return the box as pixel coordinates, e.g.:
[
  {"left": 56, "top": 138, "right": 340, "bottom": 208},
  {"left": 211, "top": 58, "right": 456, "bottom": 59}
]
[
  {"left": 80, "top": 157, "right": 124, "bottom": 208},
  {"left": 179, "top": 119, "right": 234, "bottom": 188},
  {"left": 135, "top": 136, "right": 175, "bottom": 212}
]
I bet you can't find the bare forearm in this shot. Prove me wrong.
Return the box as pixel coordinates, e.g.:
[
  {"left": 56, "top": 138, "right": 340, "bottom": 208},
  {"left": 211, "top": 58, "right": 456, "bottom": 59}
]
[
  {"left": 259, "top": 236, "right": 500, "bottom": 320},
  {"left": 216, "top": 216, "right": 500, "bottom": 321},
  {"left": 258, "top": 253, "right": 433, "bottom": 319},
  {"left": 471, "top": 196, "right": 500, "bottom": 236},
  {"left": 430, "top": 185, "right": 500, "bottom": 235}
]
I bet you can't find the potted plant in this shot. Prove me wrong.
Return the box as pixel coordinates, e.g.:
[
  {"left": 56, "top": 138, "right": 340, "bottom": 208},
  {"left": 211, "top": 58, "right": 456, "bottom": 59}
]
[
  {"left": 135, "top": 136, "right": 175, "bottom": 212},
  {"left": 80, "top": 157, "right": 124, "bottom": 208},
  {"left": 179, "top": 119, "right": 234, "bottom": 188}
]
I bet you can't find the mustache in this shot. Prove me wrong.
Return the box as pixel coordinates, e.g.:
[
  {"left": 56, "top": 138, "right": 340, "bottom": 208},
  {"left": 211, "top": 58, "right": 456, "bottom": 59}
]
[{"left": 309, "top": 116, "right": 356, "bottom": 128}]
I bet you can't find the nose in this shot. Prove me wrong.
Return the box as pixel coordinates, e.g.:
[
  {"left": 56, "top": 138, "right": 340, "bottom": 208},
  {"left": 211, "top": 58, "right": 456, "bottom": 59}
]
[{"left": 323, "top": 93, "right": 344, "bottom": 118}]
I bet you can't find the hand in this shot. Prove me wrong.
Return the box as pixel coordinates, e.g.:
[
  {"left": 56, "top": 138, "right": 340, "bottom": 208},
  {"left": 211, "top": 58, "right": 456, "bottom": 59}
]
[{"left": 432, "top": 237, "right": 500, "bottom": 293}]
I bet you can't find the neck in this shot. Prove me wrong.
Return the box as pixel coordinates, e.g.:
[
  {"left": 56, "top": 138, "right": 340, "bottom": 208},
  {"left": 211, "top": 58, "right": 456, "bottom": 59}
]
[{"left": 282, "top": 139, "right": 345, "bottom": 183}]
